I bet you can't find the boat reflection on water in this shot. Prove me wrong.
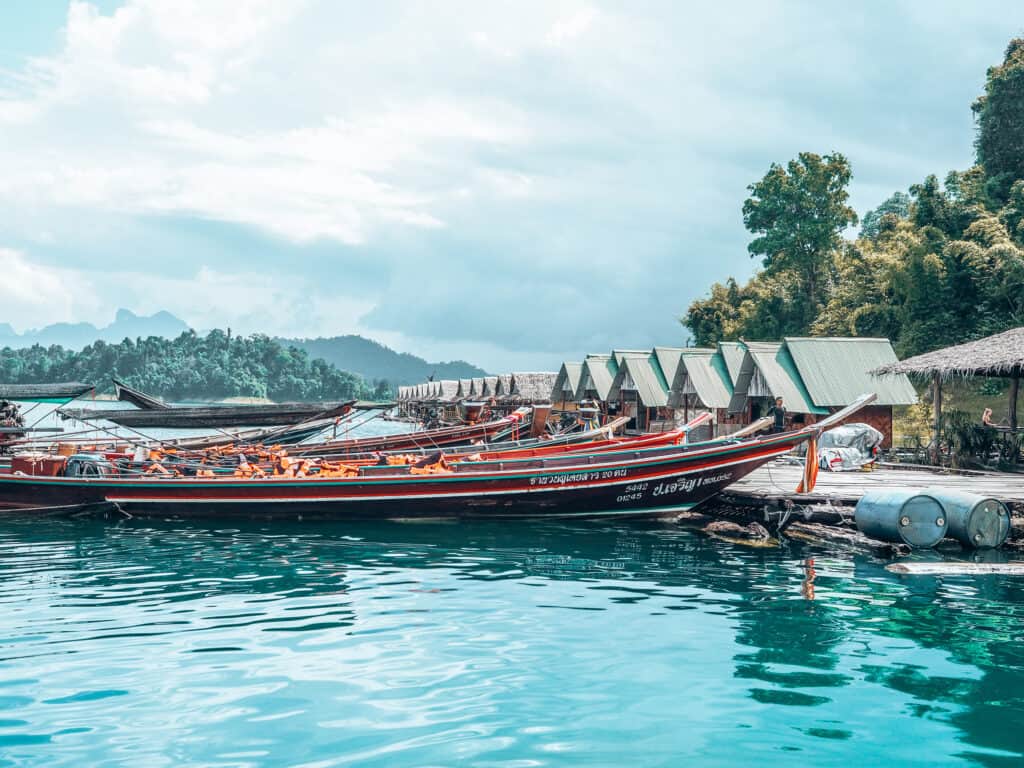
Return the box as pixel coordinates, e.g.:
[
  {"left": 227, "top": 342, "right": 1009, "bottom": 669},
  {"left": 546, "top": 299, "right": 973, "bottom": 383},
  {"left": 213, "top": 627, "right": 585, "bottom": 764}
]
[{"left": 0, "top": 516, "right": 1023, "bottom": 764}]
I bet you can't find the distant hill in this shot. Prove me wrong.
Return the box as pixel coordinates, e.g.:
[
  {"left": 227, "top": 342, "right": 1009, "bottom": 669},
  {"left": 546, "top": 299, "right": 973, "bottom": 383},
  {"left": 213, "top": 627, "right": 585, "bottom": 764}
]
[
  {"left": 0, "top": 310, "right": 487, "bottom": 386},
  {"left": 0, "top": 309, "right": 190, "bottom": 350},
  {"left": 283, "top": 335, "right": 487, "bottom": 385}
]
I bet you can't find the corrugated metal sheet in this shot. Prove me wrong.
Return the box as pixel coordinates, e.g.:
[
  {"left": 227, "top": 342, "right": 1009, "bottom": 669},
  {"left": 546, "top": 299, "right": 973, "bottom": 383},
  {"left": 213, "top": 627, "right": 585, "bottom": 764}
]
[
  {"left": 671, "top": 349, "right": 733, "bottom": 408},
  {"left": 576, "top": 354, "right": 617, "bottom": 400},
  {"left": 728, "top": 342, "right": 826, "bottom": 414},
  {"left": 552, "top": 362, "right": 583, "bottom": 401},
  {"left": 785, "top": 337, "right": 918, "bottom": 406},
  {"left": 718, "top": 342, "right": 746, "bottom": 385},
  {"left": 612, "top": 349, "right": 650, "bottom": 365},
  {"left": 608, "top": 354, "right": 669, "bottom": 407},
  {"left": 653, "top": 347, "right": 690, "bottom": 386}
]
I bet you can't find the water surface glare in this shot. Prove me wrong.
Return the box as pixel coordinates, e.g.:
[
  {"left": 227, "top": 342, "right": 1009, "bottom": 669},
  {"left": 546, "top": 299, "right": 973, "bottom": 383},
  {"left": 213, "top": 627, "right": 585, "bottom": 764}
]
[{"left": 0, "top": 517, "right": 1022, "bottom": 766}]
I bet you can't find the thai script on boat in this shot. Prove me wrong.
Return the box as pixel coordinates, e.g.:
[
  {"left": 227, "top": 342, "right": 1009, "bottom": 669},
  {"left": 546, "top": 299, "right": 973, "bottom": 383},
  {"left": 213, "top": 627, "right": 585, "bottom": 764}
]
[
  {"left": 530, "top": 468, "right": 628, "bottom": 486},
  {"left": 651, "top": 471, "right": 732, "bottom": 497}
]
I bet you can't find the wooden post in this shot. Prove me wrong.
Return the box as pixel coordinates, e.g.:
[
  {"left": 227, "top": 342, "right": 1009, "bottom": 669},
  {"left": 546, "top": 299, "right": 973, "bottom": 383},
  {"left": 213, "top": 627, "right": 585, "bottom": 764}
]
[
  {"left": 932, "top": 371, "right": 943, "bottom": 465},
  {"left": 1010, "top": 372, "right": 1019, "bottom": 432}
]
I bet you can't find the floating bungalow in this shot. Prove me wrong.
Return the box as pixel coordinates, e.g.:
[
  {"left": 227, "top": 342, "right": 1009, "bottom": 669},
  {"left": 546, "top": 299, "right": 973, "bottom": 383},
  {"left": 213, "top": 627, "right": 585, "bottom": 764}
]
[
  {"left": 550, "top": 363, "right": 583, "bottom": 410},
  {"left": 727, "top": 338, "right": 916, "bottom": 445},
  {"left": 575, "top": 354, "right": 617, "bottom": 405},
  {"left": 606, "top": 351, "right": 672, "bottom": 432}
]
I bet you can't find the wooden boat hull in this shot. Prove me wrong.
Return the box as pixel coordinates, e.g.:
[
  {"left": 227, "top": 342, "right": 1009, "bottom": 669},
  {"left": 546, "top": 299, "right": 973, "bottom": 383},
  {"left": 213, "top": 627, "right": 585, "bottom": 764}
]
[
  {"left": 0, "top": 382, "right": 94, "bottom": 403},
  {"left": 0, "top": 431, "right": 805, "bottom": 520},
  {"left": 60, "top": 401, "right": 356, "bottom": 428}
]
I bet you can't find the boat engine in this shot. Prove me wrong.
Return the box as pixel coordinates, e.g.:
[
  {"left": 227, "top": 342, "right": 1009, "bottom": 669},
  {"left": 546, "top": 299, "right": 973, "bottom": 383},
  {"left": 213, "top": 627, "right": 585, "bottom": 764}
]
[{"left": 65, "top": 454, "right": 116, "bottom": 478}]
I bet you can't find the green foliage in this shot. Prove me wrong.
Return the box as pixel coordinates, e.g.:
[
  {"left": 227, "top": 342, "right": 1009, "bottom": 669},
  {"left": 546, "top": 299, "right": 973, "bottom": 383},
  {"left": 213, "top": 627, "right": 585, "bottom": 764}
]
[
  {"left": 683, "top": 37, "right": 1024, "bottom": 357},
  {"left": 0, "top": 331, "right": 382, "bottom": 402},
  {"left": 973, "top": 38, "right": 1024, "bottom": 201},
  {"left": 860, "top": 191, "right": 910, "bottom": 240},
  {"left": 742, "top": 152, "right": 858, "bottom": 326}
]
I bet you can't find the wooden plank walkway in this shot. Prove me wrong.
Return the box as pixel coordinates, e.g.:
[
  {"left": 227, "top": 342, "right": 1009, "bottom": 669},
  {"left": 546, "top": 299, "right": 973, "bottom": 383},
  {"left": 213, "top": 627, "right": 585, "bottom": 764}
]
[{"left": 723, "top": 460, "right": 1024, "bottom": 506}]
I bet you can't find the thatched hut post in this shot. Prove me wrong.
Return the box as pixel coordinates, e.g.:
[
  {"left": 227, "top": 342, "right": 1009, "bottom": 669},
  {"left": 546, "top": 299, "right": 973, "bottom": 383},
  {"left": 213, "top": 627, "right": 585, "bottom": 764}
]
[{"left": 1010, "top": 373, "right": 1019, "bottom": 431}]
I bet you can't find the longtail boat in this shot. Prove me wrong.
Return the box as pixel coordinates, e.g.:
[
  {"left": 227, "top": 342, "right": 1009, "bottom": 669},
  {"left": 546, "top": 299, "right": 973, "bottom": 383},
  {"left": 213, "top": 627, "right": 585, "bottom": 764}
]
[
  {"left": 0, "top": 382, "right": 95, "bottom": 403},
  {"left": 113, "top": 379, "right": 169, "bottom": 410},
  {"left": 59, "top": 400, "right": 369, "bottom": 429},
  {"left": 0, "top": 396, "right": 875, "bottom": 519}
]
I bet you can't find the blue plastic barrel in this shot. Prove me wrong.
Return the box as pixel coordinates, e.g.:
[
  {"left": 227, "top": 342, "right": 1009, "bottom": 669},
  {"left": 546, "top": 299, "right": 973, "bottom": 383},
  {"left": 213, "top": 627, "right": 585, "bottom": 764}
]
[
  {"left": 923, "top": 487, "right": 1010, "bottom": 549},
  {"left": 855, "top": 489, "right": 948, "bottom": 548}
]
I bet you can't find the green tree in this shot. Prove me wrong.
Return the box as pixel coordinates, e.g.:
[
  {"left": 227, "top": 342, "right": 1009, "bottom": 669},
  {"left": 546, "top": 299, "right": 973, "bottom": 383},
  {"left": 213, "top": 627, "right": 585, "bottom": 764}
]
[
  {"left": 860, "top": 191, "right": 910, "bottom": 240},
  {"left": 973, "top": 38, "right": 1024, "bottom": 201},
  {"left": 742, "top": 152, "right": 858, "bottom": 327}
]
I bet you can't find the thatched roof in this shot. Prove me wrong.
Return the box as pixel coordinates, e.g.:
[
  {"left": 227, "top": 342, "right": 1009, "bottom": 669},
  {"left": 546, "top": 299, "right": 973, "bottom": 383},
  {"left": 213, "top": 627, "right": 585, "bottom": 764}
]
[
  {"left": 872, "top": 327, "right": 1024, "bottom": 379},
  {"left": 457, "top": 379, "right": 472, "bottom": 399},
  {"left": 471, "top": 377, "right": 485, "bottom": 396},
  {"left": 495, "top": 374, "right": 513, "bottom": 397},
  {"left": 436, "top": 379, "right": 460, "bottom": 401},
  {"left": 481, "top": 376, "right": 499, "bottom": 397},
  {"left": 507, "top": 372, "right": 558, "bottom": 402}
]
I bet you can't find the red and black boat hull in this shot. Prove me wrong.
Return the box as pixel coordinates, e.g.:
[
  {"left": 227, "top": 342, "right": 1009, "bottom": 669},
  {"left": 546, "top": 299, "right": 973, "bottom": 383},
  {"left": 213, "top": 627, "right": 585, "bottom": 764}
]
[{"left": 0, "top": 431, "right": 806, "bottom": 520}]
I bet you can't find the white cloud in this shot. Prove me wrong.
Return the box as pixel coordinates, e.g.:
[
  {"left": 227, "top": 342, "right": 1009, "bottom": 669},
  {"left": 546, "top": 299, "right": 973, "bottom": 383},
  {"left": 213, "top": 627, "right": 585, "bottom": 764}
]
[
  {"left": 0, "top": 249, "right": 101, "bottom": 331},
  {"left": 0, "top": 0, "right": 1018, "bottom": 366}
]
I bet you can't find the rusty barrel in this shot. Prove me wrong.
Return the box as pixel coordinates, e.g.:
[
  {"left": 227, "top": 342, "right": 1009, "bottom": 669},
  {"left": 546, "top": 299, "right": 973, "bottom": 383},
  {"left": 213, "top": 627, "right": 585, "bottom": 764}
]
[
  {"left": 923, "top": 487, "right": 1010, "bottom": 549},
  {"left": 855, "top": 488, "right": 948, "bottom": 548}
]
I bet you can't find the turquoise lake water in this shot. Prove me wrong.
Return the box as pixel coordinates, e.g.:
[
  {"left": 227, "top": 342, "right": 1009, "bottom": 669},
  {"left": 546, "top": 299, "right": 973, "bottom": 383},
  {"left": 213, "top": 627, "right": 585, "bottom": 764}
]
[{"left": 1, "top": 516, "right": 1022, "bottom": 766}]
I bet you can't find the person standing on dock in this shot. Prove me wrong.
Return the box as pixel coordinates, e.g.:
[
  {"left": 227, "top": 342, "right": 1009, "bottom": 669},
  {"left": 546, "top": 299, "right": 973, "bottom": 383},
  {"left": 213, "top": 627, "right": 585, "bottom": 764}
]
[{"left": 767, "top": 397, "right": 786, "bottom": 433}]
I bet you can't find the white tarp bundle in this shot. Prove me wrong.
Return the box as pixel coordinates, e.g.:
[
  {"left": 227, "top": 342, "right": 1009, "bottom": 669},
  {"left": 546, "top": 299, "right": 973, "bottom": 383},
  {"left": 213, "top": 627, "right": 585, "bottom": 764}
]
[{"left": 817, "top": 423, "right": 884, "bottom": 471}]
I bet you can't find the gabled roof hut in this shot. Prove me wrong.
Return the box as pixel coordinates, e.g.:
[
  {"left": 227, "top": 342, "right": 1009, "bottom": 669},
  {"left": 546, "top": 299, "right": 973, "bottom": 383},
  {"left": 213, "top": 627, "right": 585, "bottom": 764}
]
[
  {"left": 551, "top": 362, "right": 583, "bottom": 403},
  {"left": 607, "top": 353, "right": 671, "bottom": 407},
  {"left": 481, "top": 376, "right": 499, "bottom": 397},
  {"left": 718, "top": 342, "right": 746, "bottom": 386},
  {"left": 471, "top": 378, "right": 485, "bottom": 397},
  {"left": 436, "top": 379, "right": 459, "bottom": 402},
  {"left": 457, "top": 379, "right": 472, "bottom": 400},
  {"left": 668, "top": 349, "right": 734, "bottom": 410},
  {"left": 728, "top": 341, "right": 825, "bottom": 415},
  {"left": 494, "top": 374, "right": 513, "bottom": 398},
  {"left": 653, "top": 347, "right": 689, "bottom": 388},
  {"left": 873, "top": 326, "right": 1024, "bottom": 433},
  {"left": 575, "top": 354, "right": 618, "bottom": 402}
]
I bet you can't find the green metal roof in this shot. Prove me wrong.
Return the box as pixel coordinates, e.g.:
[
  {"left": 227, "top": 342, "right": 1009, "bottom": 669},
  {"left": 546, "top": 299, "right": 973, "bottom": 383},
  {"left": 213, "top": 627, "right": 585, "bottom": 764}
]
[
  {"left": 718, "top": 342, "right": 746, "bottom": 385},
  {"left": 612, "top": 349, "right": 650, "bottom": 365},
  {"left": 653, "top": 347, "right": 684, "bottom": 385},
  {"left": 670, "top": 349, "right": 733, "bottom": 409},
  {"left": 552, "top": 362, "right": 583, "bottom": 401},
  {"left": 576, "top": 354, "right": 618, "bottom": 401},
  {"left": 728, "top": 341, "right": 827, "bottom": 415},
  {"left": 608, "top": 353, "right": 670, "bottom": 407},
  {"left": 784, "top": 337, "right": 918, "bottom": 407}
]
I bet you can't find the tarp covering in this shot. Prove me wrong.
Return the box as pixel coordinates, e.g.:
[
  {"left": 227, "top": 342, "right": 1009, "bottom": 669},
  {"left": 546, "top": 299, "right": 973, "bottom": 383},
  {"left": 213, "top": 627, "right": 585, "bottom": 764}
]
[{"left": 817, "top": 422, "right": 884, "bottom": 471}]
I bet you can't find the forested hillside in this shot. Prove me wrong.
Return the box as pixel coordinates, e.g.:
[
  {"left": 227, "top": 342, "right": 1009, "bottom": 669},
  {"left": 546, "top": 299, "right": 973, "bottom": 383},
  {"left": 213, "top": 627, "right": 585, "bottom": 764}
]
[
  {"left": 685, "top": 38, "right": 1024, "bottom": 358},
  {"left": 0, "top": 331, "right": 385, "bottom": 402},
  {"left": 283, "top": 335, "right": 487, "bottom": 385}
]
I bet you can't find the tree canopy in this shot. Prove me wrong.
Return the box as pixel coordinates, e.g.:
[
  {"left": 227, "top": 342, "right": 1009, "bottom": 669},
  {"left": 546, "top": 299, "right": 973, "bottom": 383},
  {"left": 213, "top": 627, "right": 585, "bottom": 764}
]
[
  {"left": 684, "top": 37, "right": 1024, "bottom": 359},
  {"left": 0, "top": 331, "right": 390, "bottom": 402}
]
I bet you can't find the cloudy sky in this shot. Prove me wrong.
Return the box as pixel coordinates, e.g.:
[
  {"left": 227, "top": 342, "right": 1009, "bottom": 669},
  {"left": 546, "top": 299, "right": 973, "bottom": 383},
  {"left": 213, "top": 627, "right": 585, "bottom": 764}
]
[{"left": 0, "top": 1, "right": 1021, "bottom": 370}]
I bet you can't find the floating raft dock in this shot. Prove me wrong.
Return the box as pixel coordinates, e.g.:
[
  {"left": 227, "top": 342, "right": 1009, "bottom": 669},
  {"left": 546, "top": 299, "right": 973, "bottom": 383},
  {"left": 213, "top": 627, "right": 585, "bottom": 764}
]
[{"left": 721, "top": 461, "right": 1024, "bottom": 508}]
